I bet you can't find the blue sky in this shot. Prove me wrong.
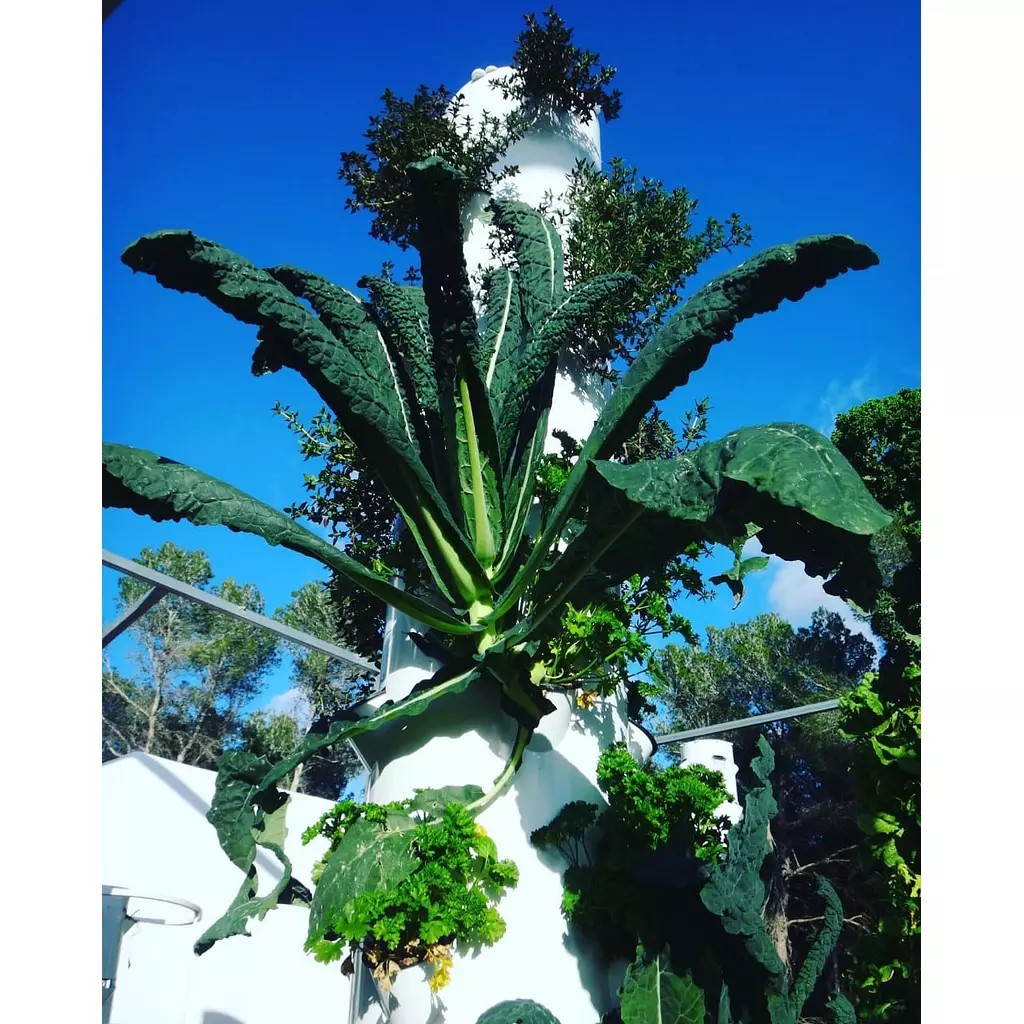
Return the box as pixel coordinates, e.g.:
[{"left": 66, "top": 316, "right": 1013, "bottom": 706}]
[{"left": 102, "top": 0, "right": 920, "bottom": 709}]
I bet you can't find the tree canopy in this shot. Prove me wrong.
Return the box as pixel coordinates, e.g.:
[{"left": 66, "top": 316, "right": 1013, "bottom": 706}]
[
  {"left": 833, "top": 387, "right": 921, "bottom": 1022},
  {"left": 102, "top": 543, "right": 371, "bottom": 801},
  {"left": 102, "top": 542, "right": 279, "bottom": 769}
]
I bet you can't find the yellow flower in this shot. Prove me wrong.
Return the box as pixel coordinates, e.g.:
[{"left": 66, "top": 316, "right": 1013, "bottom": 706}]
[
  {"left": 576, "top": 689, "right": 598, "bottom": 710},
  {"left": 426, "top": 945, "right": 454, "bottom": 991}
]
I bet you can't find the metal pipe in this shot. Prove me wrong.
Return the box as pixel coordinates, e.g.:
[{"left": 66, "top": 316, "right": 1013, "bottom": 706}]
[
  {"left": 102, "top": 549, "right": 378, "bottom": 675},
  {"left": 102, "top": 586, "right": 168, "bottom": 647},
  {"left": 654, "top": 698, "right": 842, "bottom": 745}
]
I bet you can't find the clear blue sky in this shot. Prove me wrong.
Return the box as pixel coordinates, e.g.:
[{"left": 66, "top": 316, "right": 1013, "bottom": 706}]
[{"left": 102, "top": 0, "right": 920, "bottom": 707}]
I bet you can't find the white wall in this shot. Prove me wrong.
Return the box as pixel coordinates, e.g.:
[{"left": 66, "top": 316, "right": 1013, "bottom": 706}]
[{"left": 102, "top": 753, "right": 350, "bottom": 1024}]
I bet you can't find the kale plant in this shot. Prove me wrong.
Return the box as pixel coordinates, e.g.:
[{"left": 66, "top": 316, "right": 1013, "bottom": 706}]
[{"left": 104, "top": 153, "right": 889, "bottom": 957}]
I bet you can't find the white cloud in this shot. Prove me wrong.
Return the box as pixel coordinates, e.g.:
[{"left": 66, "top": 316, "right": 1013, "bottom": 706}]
[
  {"left": 740, "top": 536, "right": 764, "bottom": 559},
  {"left": 264, "top": 687, "right": 311, "bottom": 726},
  {"left": 744, "top": 538, "right": 879, "bottom": 655}
]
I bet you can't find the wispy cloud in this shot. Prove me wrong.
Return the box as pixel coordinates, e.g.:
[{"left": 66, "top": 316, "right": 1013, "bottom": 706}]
[
  {"left": 264, "top": 687, "right": 311, "bottom": 725},
  {"left": 817, "top": 369, "right": 874, "bottom": 434}
]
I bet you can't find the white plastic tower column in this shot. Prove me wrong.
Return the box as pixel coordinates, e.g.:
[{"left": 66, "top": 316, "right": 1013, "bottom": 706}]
[
  {"left": 350, "top": 66, "right": 642, "bottom": 1024},
  {"left": 456, "top": 65, "right": 606, "bottom": 453},
  {"left": 679, "top": 738, "right": 743, "bottom": 827}
]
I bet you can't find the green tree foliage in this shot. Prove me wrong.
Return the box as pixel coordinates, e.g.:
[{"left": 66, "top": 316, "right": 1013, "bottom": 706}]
[
  {"left": 833, "top": 388, "right": 921, "bottom": 1022},
  {"left": 103, "top": 546, "right": 369, "bottom": 802},
  {"left": 338, "top": 85, "right": 526, "bottom": 252},
  {"left": 653, "top": 610, "right": 883, "bottom": 1004},
  {"left": 654, "top": 610, "right": 874, "bottom": 730},
  {"left": 493, "top": 6, "right": 622, "bottom": 124},
  {"left": 269, "top": 580, "right": 377, "bottom": 798},
  {"left": 272, "top": 402, "right": 405, "bottom": 658},
  {"left": 545, "top": 158, "right": 751, "bottom": 378},
  {"left": 102, "top": 542, "right": 279, "bottom": 768}
]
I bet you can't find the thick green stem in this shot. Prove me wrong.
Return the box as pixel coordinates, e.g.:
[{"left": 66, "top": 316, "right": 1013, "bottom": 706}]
[
  {"left": 419, "top": 504, "right": 490, "bottom": 605},
  {"left": 469, "top": 599, "right": 498, "bottom": 655},
  {"left": 459, "top": 374, "right": 497, "bottom": 570},
  {"left": 465, "top": 725, "right": 532, "bottom": 816}
]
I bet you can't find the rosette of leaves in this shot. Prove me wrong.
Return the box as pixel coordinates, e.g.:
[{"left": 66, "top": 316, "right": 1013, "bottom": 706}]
[
  {"left": 300, "top": 791, "right": 518, "bottom": 992},
  {"left": 105, "top": 154, "right": 888, "bottom": 952}
]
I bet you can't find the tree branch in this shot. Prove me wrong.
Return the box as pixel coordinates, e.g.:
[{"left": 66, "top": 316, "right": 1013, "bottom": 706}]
[
  {"left": 784, "top": 844, "right": 858, "bottom": 878},
  {"left": 102, "top": 715, "right": 135, "bottom": 755},
  {"left": 177, "top": 662, "right": 219, "bottom": 763},
  {"left": 788, "top": 913, "right": 870, "bottom": 932},
  {"left": 102, "top": 673, "right": 148, "bottom": 718}
]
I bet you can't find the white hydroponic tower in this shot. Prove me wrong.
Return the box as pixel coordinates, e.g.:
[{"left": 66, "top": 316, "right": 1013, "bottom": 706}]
[{"left": 348, "top": 66, "right": 650, "bottom": 1024}]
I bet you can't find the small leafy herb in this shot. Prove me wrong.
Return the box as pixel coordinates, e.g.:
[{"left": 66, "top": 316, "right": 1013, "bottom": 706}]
[
  {"left": 531, "top": 743, "right": 730, "bottom": 959},
  {"left": 304, "top": 795, "right": 518, "bottom": 992},
  {"left": 493, "top": 7, "right": 622, "bottom": 125}
]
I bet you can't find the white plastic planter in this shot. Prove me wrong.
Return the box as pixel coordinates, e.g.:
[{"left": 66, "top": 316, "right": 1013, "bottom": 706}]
[
  {"left": 529, "top": 689, "right": 574, "bottom": 751},
  {"left": 374, "top": 963, "right": 440, "bottom": 1024},
  {"left": 679, "top": 738, "right": 743, "bottom": 826}
]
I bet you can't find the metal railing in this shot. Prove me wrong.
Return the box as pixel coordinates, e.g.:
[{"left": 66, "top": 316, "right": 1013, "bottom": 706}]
[
  {"left": 653, "top": 698, "right": 842, "bottom": 745},
  {"left": 102, "top": 549, "right": 378, "bottom": 676}
]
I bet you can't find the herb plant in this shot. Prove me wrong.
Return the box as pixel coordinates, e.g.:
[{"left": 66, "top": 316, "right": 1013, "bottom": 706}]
[
  {"left": 532, "top": 743, "right": 730, "bottom": 961},
  {"left": 302, "top": 792, "right": 518, "bottom": 992}
]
